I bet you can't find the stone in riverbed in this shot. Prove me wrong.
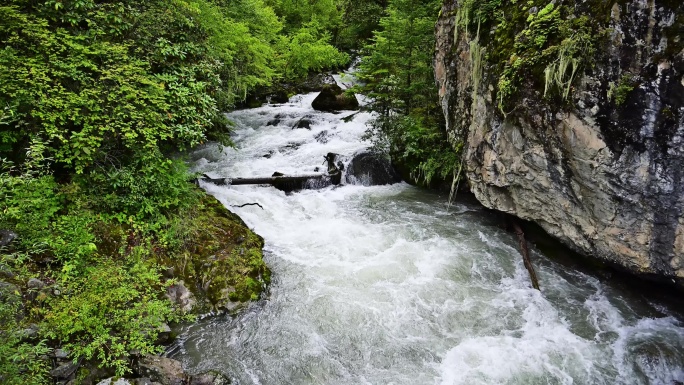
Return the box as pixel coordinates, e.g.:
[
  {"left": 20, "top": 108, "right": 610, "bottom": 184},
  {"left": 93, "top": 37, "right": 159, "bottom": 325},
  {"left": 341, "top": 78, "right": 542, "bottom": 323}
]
[
  {"left": 311, "top": 84, "right": 359, "bottom": 112},
  {"left": 345, "top": 151, "right": 402, "bottom": 186}
]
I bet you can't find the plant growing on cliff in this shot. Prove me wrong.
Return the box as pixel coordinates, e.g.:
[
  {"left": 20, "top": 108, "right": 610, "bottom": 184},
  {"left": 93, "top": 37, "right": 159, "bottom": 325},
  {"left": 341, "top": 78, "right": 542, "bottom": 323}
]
[{"left": 607, "top": 73, "right": 637, "bottom": 106}]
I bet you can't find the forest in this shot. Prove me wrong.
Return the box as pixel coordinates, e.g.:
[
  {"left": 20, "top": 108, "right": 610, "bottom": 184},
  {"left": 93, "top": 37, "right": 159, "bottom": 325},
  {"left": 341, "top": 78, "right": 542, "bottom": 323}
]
[{"left": 0, "top": 0, "right": 454, "bottom": 382}]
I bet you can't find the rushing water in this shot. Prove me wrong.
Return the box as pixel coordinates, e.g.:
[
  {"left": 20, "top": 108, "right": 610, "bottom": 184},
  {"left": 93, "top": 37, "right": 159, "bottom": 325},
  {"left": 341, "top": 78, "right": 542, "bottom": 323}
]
[{"left": 169, "top": 90, "right": 684, "bottom": 385}]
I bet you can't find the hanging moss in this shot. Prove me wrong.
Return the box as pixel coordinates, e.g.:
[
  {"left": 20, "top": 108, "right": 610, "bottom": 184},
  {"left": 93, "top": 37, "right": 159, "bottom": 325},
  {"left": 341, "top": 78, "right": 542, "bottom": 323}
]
[{"left": 453, "top": 0, "right": 611, "bottom": 115}]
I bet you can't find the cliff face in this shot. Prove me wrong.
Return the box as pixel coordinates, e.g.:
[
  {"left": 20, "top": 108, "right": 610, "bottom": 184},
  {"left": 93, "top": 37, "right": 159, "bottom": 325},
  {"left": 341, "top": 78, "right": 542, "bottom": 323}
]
[{"left": 435, "top": 0, "right": 684, "bottom": 284}]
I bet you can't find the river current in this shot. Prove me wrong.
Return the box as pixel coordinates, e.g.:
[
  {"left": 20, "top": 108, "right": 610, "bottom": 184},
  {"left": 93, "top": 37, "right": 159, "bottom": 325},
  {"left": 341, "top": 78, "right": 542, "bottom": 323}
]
[{"left": 169, "top": 89, "right": 684, "bottom": 384}]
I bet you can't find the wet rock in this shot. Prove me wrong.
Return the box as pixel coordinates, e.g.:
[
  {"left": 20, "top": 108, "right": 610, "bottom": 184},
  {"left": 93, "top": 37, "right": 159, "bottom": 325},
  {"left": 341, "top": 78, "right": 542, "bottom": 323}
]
[
  {"left": 262, "top": 150, "right": 274, "bottom": 159},
  {"left": 0, "top": 230, "right": 17, "bottom": 247},
  {"left": 314, "top": 130, "right": 330, "bottom": 144},
  {"left": 311, "top": 84, "right": 359, "bottom": 112},
  {"left": 50, "top": 360, "right": 80, "bottom": 380},
  {"left": 345, "top": 151, "right": 402, "bottom": 186},
  {"left": 137, "top": 356, "right": 187, "bottom": 385},
  {"left": 292, "top": 116, "right": 313, "bottom": 130},
  {"left": 166, "top": 281, "right": 196, "bottom": 313},
  {"left": 266, "top": 114, "right": 285, "bottom": 126},
  {"left": 190, "top": 371, "right": 231, "bottom": 385},
  {"left": 278, "top": 142, "right": 302, "bottom": 154},
  {"left": 97, "top": 379, "right": 134, "bottom": 385}
]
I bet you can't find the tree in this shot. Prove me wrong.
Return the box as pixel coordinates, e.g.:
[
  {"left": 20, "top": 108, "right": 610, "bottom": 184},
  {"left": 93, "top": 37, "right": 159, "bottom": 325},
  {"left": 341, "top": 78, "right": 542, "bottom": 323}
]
[{"left": 356, "top": 0, "right": 459, "bottom": 186}]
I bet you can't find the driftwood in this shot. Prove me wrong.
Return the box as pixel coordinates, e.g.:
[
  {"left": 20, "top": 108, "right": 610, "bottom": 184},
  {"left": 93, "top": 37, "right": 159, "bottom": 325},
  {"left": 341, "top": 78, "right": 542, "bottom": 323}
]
[
  {"left": 513, "top": 222, "right": 540, "bottom": 290},
  {"left": 200, "top": 152, "right": 344, "bottom": 192},
  {"left": 202, "top": 173, "right": 334, "bottom": 192},
  {"left": 232, "top": 203, "right": 264, "bottom": 209}
]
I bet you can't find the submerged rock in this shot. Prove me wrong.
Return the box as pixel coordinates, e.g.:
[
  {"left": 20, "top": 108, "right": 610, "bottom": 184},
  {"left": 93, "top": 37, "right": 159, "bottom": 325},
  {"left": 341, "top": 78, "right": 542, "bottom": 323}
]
[
  {"left": 292, "top": 116, "right": 313, "bottom": 129},
  {"left": 311, "top": 84, "right": 359, "bottom": 112},
  {"left": 345, "top": 151, "right": 402, "bottom": 186}
]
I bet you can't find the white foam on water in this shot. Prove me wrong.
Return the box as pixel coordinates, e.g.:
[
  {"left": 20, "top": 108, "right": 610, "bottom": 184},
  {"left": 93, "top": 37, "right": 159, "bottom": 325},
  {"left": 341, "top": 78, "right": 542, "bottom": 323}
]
[{"left": 171, "top": 82, "right": 684, "bottom": 385}]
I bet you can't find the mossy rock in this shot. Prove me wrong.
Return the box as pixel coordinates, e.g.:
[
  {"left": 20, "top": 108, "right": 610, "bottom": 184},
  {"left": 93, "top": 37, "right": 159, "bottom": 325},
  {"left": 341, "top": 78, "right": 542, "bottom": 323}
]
[{"left": 159, "top": 192, "right": 270, "bottom": 314}]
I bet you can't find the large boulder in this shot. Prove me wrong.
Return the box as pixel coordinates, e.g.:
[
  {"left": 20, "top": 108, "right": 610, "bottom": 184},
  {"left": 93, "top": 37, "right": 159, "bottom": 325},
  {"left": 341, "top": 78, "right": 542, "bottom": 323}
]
[
  {"left": 434, "top": 0, "right": 684, "bottom": 285},
  {"left": 311, "top": 84, "right": 359, "bottom": 112},
  {"left": 345, "top": 151, "right": 402, "bottom": 186}
]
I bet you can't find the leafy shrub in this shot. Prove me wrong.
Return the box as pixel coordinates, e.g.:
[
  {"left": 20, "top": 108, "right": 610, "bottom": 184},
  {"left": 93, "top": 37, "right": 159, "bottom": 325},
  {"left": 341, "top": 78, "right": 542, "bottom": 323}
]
[{"left": 42, "top": 254, "right": 177, "bottom": 376}]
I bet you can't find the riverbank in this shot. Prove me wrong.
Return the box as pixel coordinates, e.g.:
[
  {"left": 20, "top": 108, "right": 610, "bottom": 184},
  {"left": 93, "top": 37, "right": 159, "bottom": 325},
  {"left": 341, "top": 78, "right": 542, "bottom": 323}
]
[{"left": 0, "top": 182, "right": 269, "bottom": 384}]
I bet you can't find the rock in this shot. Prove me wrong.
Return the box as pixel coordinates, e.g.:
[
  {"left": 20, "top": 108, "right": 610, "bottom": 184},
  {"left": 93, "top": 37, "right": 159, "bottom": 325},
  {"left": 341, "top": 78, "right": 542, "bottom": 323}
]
[
  {"left": 266, "top": 113, "right": 285, "bottom": 126},
  {"left": 155, "top": 323, "right": 172, "bottom": 345},
  {"left": 292, "top": 116, "right": 313, "bottom": 130},
  {"left": 166, "top": 281, "right": 196, "bottom": 313},
  {"left": 53, "top": 348, "right": 70, "bottom": 359},
  {"left": 311, "top": 84, "right": 359, "bottom": 112},
  {"left": 314, "top": 130, "right": 330, "bottom": 144},
  {"left": 345, "top": 151, "right": 402, "bottom": 186},
  {"left": 19, "top": 323, "right": 40, "bottom": 341},
  {"left": 434, "top": 0, "right": 684, "bottom": 285},
  {"left": 136, "top": 356, "right": 187, "bottom": 385},
  {"left": 0, "top": 281, "right": 22, "bottom": 310},
  {"left": 0, "top": 264, "right": 13, "bottom": 279},
  {"left": 132, "top": 378, "right": 160, "bottom": 385},
  {"left": 50, "top": 361, "right": 80, "bottom": 380},
  {"left": 190, "top": 371, "right": 231, "bottom": 385},
  {"left": 27, "top": 278, "right": 45, "bottom": 290},
  {"left": 0, "top": 230, "right": 17, "bottom": 247},
  {"left": 297, "top": 72, "right": 337, "bottom": 93},
  {"left": 97, "top": 378, "right": 134, "bottom": 385}
]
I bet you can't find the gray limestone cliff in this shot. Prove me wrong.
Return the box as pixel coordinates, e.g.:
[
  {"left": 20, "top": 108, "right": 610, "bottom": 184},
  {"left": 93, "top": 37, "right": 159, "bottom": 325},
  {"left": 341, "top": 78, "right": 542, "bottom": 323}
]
[{"left": 435, "top": 0, "right": 684, "bottom": 284}]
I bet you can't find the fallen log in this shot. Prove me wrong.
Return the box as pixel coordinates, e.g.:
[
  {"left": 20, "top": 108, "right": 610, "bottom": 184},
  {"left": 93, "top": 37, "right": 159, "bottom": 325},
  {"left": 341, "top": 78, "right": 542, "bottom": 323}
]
[
  {"left": 513, "top": 222, "right": 540, "bottom": 291},
  {"left": 201, "top": 173, "right": 335, "bottom": 192}
]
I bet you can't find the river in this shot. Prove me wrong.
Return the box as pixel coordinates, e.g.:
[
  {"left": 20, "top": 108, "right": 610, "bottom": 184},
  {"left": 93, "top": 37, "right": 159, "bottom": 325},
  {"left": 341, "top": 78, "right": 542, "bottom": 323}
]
[{"left": 168, "top": 89, "right": 684, "bottom": 385}]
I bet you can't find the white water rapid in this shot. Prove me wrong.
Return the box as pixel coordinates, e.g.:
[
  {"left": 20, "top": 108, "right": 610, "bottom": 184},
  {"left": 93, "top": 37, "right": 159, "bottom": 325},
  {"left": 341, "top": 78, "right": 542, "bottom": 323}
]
[{"left": 169, "top": 90, "right": 684, "bottom": 385}]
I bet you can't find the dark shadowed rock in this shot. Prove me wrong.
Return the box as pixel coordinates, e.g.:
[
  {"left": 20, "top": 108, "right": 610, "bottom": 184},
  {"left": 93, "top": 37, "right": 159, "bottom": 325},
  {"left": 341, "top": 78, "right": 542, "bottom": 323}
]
[
  {"left": 345, "top": 151, "right": 402, "bottom": 186},
  {"left": 311, "top": 84, "right": 359, "bottom": 112},
  {"left": 314, "top": 130, "right": 330, "bottom": 144},
  {"left": 50, "top": 360, "right": 80, "bottom": 380},
  {"left": 293, "top": 116, "right": 313, "bottom": 129}
]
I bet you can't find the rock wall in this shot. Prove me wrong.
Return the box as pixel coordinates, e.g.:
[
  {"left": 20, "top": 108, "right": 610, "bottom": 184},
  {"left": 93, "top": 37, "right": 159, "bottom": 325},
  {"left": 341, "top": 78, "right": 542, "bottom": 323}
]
[{"left": 435, "top": 0, "right": 684, "bottom": 284}]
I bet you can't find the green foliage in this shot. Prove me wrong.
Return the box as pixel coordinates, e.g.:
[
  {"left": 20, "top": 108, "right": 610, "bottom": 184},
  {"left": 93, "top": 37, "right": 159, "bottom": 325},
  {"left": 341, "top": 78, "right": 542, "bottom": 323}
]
[
  {"left": 608, "top": 73, "right": 637, "bottom": 106},
  {"left": 281, "top": 21, "right": 350, "bottom": 79},
  {"left": 43, "top": 255, "right": 177, "bottom": 376},
  {"left": 0, "top": 0, "right": 338, "bottom": 380},
  {"left": 452, "top": 0, "right": 600, "bottom": 114},
  {"left": 357, "top": 0, "right": 460, "bottom": 187},
  {"left": 336, "top": 0, "right": 387, "bottom": 49},
  {"left": 0, "top": 299, "right": 51, "bottom": 385}
]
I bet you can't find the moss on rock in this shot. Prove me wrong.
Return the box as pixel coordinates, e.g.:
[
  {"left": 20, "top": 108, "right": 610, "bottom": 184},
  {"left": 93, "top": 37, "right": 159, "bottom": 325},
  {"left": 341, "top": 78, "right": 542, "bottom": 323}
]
[{"left": 158, "top": 191, "right": 270, "bottom": 314}]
